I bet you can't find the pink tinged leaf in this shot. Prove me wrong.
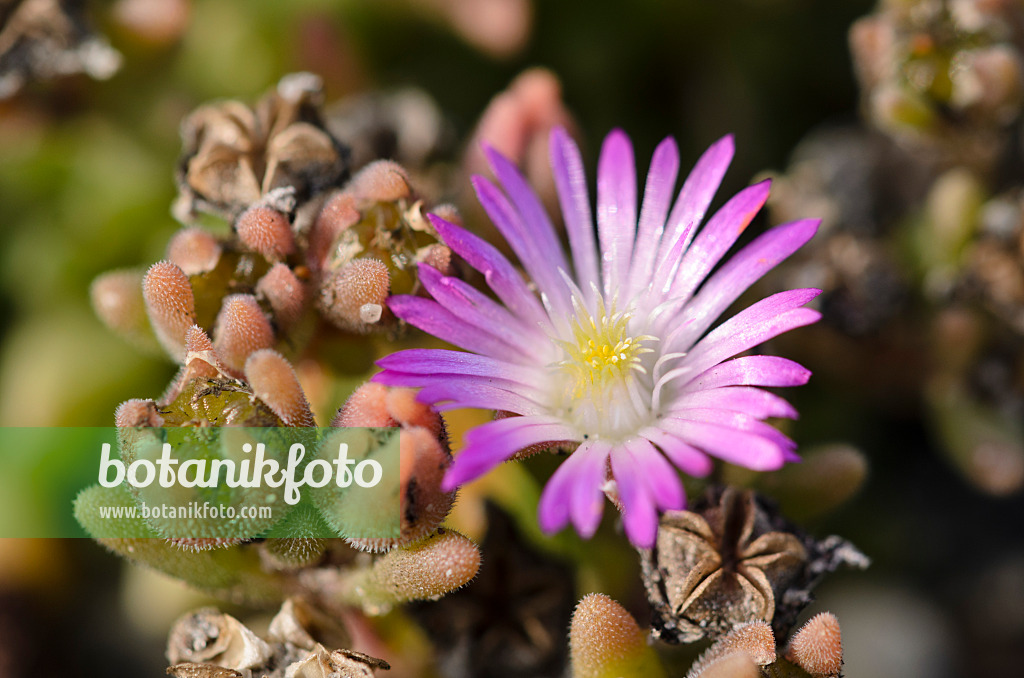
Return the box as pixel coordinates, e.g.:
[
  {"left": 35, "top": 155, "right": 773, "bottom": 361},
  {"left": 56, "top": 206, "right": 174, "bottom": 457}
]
[
  {"left": 443, "top": 416, "right": 578, "bottom": 490},
  {"left": 655, "top": 134, "right": 735, "bottom": 276},
  {"left": 627, "top": 136, "right": 680, "bottom": 297},
  {"left": 428, "top": 215, "right": 548, "bottom": 326},
  {"left": 667, "top": 179, "right": 772, "bottom": 303},
  {"left": 685, "top": 355, "right": 812, "bottom": 390},
  {"left": 639, "top": 426, "right": 714, "bottom": 477},
  {"left": 660, "top": 419, "right": 789, "bottom": 471},
  {"left": 388, "top": 295, "right": 533, "bottom": 360},
  {"left": 680, "top": 288, "right": 822, "bottom": 376},
  {"left": 550, "top": 127, "right": 600, "bottom": 296},
  {"left": 671, "top": 386, "right": 798, "bottom": 420},
  {"left": 674, "top": 219, "right": 820, "bottom": 348},
  {"left": 472, "top": 174, "right": 571, "bottom": 317},
  {"left": 624, "top": 437, "right": 685, "bottom": 512},
  {"left": 596, "top": 129, "right": 637, "bottom": 296},
  {"left": 610, "top": 446, "right": 659, "bottom": 548}
]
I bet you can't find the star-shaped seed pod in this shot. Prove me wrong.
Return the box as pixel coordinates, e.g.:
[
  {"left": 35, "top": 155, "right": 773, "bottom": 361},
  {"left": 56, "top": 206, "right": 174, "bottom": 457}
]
[
  {"left": 640, "top": 486, "right": 868, "bottom": 644},
  {"left": 0, "top": 0, "right": 121, "bottom": 98},
  {"left": 174, "top": 72, "right": 348, "bottom": 225}
]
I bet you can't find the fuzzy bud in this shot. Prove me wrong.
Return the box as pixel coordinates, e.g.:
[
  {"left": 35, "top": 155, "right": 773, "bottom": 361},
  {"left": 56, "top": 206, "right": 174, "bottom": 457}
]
[
  {"left": 570, "top": 593, "right": 665, "bottom": 678},
  {"left": 213, "top": 294, "right": 275, "bottom": 374},
  {"left": 331, "top": 382, "right": 393, "bottom": 428},
  {"left": 244, "top": 349, "right": 315, "bottom": 427},
  {"left": 142, "top": 261, "right": 197, "bottom": 362},
  {"left": 686, "top": 622, "right": 775, "bottom": 678},
  {"left": 91, "top": 269, "right": 154, "bottom": 348},
  {"left": 236, "top": 206, "right": 296, "bottom": 262},
  {"left": 114, "top": 399, "right": 165, "bottom": 427},
  {"left": 786, "top": 612, "right": 843, "bottom": 677},
  {"left": 347, "top": 160, "right": 411, "bottom": 202},
  {"left": 329, "top": 528, "right": 480, "bottom": 614},
  {"left": 256, "top": 263, "right": 306, "bottom": 330},
  {"left": 309, "top": 192, "right": 359, "bottom": 271},
  {"left": 167, "top": 227, "right": 222, "bottom": 275},
  {"left": 318, "top": 258, "right": 390, "bottom": 333}
]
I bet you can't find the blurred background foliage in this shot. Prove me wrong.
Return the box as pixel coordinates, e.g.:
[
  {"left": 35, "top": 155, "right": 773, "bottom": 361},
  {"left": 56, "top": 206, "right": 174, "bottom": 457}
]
[{"left": 2, "top": 0, "right": 1024, "bottom": 677}]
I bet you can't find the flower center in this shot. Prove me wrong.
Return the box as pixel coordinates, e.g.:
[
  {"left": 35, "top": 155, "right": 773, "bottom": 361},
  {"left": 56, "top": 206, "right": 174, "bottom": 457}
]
[{"left": 551, "top": 297, "right": 655, "bottom": 438}]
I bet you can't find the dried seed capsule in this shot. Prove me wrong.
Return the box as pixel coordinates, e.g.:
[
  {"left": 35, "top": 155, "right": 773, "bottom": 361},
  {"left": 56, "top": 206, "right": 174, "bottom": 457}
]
[
  {"left": 785, "top": 612, "right": 843, "bottom": 677},
  {"left": 569, "top": 593, "right": 665, "bottom": 678},
  {"left": 244, "top": 349, "right": 316, "bottom": 427},
  {"left": 318, "top": 258, "right": 390, "bottom": 333},
  {"left": 143, "top": 261, "right": 197, "bottom": 362},
  {"left": 167, "top": 227, "right": 223, "bottom": 275},
  {"left": 256, "top": 263, "right": 306, "bottom": 330},
  {"left": 236, "top": 206, "right": 295, "bottom": 262},
  {"left": 213, "top": 294, "right": 275, "bottom": 374}
]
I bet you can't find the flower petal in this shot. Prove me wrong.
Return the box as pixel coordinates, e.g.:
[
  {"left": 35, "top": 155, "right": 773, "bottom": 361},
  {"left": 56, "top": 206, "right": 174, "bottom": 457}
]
[
  {"left": 377, "top": 348, "right": 535, "bottom": 380},
  {"left": 538, "top": 445, "right": 588, "bottom": 535},
  {"left": 673, "top": 219, "right": 820, "bottom": 348},
  {"left": 550, "top": 127, "right": 600, "bottom": 297},
  {"left": 624, "top": 437, "right": 685, "bottom": 512},
  {"left": 627, "top": 136, "right": 680, "bottom": 297},
  {"left": 571, "top": 440, "right": 611, "bottom": 538},
  {"left": 655, "top": 134, "right": 734, "bottom": 277},
  {"left": 597, "top": 129, "right": 637, "bottom": 296},
  {"left": 660, "top": 418, "right": 789, "bottom": 471},
  {"left": 679, "top": 288, "right": 822, "bottom": 372},
  {"left": 373, "top": 371, "right": 545, "bottom": 415},
  {"left": 667, "top": 179, "right": 772, "bottom": 302},
  {"left": 640, "top": 426, "right": 714, "bottom": 477},
  {"left": 610, "top": 446, "right": 659, "bottom": 548},
  {"left": 428, "top": 214, "right": 548, "bottom": 326},
  {"left": 417, "top": 263, "right": 546, "bottom": 344},
  {"left": 443, "top": 416, "right": 578, "bottom": 490},
  {"left": 684, "top": 355, "right": 812, "bottom": 390},
  {"left": 671, "top": 386, "right": 798, "bottom": 419},
  {"left": 388, "top": 295, "right": 531, "bottom": 359}
]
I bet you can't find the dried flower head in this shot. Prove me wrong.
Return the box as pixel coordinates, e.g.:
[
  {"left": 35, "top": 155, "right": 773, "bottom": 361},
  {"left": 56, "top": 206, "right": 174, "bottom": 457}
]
[
  {"left": 377, "top": 127, "right": 820, "bottom": 547},
  {"left": 641, "top": 486, "right": 868, "bottom": 643},
  {"left": 174, "top": 72, "right": 348, "bottom": 223},
  {"left": 0, "top": 0, "right": 121, "bottom": 98}
]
